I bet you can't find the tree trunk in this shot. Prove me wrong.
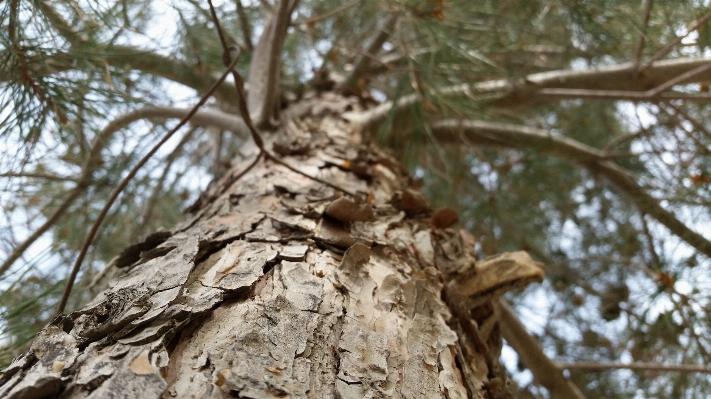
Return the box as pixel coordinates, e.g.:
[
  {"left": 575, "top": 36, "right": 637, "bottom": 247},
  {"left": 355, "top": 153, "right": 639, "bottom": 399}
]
[{"left": 0, "top": 93, "right": 542, "bottom": 398}]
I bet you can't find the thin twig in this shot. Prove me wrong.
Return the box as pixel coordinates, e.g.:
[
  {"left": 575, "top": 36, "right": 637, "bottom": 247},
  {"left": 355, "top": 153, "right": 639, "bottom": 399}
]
[
  {"left": 602, "top": 129, "right": 647, "bottom": 153},
  {"left": 55, "top": 54, "right": 242, "bottom": 315}
]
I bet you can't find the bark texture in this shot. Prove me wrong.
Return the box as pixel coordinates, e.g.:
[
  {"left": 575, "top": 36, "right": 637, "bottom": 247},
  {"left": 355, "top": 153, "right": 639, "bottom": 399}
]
[{"left": 0, "top": 93, "right": 542, "bottom": 398}]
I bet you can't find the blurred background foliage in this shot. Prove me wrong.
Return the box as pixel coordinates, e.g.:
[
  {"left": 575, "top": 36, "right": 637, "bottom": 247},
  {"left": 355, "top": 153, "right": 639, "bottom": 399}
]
[{"left": 1, "top": 0, "right": 710, "bottom": 397}]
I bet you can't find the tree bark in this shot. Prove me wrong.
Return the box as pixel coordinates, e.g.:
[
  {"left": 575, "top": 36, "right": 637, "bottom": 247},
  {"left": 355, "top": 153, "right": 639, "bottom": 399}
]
[{"left": 0, "top": 93, "right": 542, "bottom": 398}]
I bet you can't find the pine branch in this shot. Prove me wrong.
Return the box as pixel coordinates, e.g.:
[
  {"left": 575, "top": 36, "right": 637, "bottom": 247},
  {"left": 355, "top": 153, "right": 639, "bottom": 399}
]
[
  {"left": 345, "top": 56, "right": 711, "bottom": 132},
  {"left": 427, "top": 119, "right": 711, "bottom": 260},
  {"left": 0, "top": 97, "right": 133, "bottom": 280},
  {"left": 29, "top": 1, "right": 240, "bottom": 107},
  {"left": 498, "top": 298, "right": 587, "bottom": 399},
  {"left": 99, "top": 106, "right": 249, "bottom": 138}
]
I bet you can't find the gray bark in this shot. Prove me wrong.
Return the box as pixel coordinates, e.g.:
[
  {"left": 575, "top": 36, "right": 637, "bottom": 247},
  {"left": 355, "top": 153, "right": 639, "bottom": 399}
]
[{"left": 0, "top": 94, "right": 543, "bottom": 398}]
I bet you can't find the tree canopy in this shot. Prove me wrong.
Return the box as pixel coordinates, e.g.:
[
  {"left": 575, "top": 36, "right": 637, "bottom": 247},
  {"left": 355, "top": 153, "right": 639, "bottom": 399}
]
[{"left": 1, "top": 0, "right": 711, "bottom": 397}]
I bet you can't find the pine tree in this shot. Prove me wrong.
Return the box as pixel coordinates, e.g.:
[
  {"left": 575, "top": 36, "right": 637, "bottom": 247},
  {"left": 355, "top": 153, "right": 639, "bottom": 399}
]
[{"left": 1, "top": 1, "right": 710, "bottom": 397}]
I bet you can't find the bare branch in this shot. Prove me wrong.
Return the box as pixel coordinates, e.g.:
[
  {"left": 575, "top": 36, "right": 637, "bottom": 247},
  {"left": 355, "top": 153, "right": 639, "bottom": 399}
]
[
  {"left": 100, "top": 106, "right": 249, "bottom": 138},
  {"left": 537, "top": 57, "right": 711, "bottom": 101},
  {"left": 258, "top": 0, "right": 275, "bottom": 13},
  {"left": 646, "top": 61, "right": 711, "bottom": 97},
  {"left": 247, "top": 0, "right": 299, "bottom": 126},
  {"left": 344, "top": 56, "right": 711, "bottom": 131},
  {"left": 427, "top": 119, "right": 711, "bottom": 259},
  {"left": 558, "top": 361, "right": 711, "bottom": 373},
  {"left": 498, "top": 298, "right": 587, "bottom": 399}
]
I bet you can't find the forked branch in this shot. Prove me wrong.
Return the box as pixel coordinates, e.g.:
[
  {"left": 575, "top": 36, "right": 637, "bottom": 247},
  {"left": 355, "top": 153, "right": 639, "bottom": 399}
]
[{"left": 345, "top": 56, "right": 711, "bottom": 132}]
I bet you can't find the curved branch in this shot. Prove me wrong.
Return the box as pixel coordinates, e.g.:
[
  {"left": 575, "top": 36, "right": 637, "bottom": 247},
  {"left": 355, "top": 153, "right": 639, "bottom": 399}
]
[
  {"left": 428, "top": 119, "right": 711, "bottom": 259},
  {"left": 0, "top": 48, "right": 239, "bottom": 107},
  {"left": 498, "top": 298, "right": 587, "bottom": 399},
  {"left": 345, "top": 56, "right": 711, "bottom": 131},
  {"left": 99, "top": 106, "right": 249, "bottom": 138}
]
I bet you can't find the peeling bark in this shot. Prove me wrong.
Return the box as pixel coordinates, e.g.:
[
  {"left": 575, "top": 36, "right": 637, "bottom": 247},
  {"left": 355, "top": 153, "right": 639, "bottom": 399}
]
[{"left": 0, "top": 94, "right": 542, "bottom": 398}]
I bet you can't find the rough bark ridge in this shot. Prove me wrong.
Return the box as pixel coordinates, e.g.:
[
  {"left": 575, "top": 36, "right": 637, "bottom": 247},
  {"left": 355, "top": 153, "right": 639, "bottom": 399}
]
[{"left": 0, "top": 93, "right": 543, "bottom": 398}]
